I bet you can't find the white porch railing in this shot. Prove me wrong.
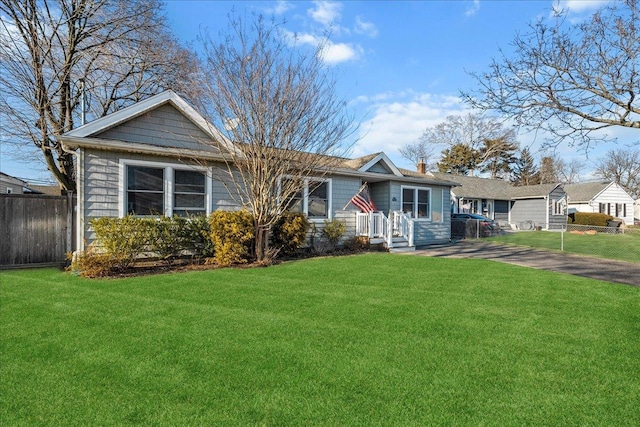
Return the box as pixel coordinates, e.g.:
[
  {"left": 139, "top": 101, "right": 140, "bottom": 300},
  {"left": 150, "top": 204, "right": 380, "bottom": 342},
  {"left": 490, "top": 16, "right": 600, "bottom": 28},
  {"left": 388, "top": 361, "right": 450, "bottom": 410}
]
[
  {"left": 389, "top": 211, "right": 414, "bottom": 247},
  {"left": 356, "top": 211, "right": 414, "bottom": 248},
  {"left": 356, "top": 211, "right": 387, "bottom": 239}
]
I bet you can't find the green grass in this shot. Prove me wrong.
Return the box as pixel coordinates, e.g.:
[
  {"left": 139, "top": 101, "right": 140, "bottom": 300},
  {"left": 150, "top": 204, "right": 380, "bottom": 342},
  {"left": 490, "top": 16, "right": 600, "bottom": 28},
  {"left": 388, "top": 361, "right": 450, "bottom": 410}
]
[
  {"left": 488, "top": 230, "right": 640, "bottom": 263},
  {"left": 2, "top": 254, "right": 639, "bottom": 426}
]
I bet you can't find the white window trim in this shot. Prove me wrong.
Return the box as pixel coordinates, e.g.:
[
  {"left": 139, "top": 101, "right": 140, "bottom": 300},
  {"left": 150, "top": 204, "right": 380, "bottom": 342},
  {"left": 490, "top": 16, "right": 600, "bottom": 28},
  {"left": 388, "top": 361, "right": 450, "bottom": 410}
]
[
  {"left": 6, "top": 187, "right": 13, "bottom": 194},
  {"left": 119, "top": 159, "right": 211, "bottom": 217},
  {"left": 279, "top": 176, "right": 333, "bottom": 221},
  {"left": 401, "top": 185, "right": 432, "bottom": 221},
  {"left": 552, "top": 198, "right": 566, "bottom": 216}
]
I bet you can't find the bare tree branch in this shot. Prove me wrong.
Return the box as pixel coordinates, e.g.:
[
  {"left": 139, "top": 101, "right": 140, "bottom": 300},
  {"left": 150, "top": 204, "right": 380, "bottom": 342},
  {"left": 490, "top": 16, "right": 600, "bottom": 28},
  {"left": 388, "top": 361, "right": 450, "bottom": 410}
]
[
  {"left": 594, "top": 148, "right": 640, "bottom": 198},
  {"left": 0, "top": 0, "right": 201, "bottom": 190},
  {"left": 462, "top": 0, "right": 640, "bottom": 150}
]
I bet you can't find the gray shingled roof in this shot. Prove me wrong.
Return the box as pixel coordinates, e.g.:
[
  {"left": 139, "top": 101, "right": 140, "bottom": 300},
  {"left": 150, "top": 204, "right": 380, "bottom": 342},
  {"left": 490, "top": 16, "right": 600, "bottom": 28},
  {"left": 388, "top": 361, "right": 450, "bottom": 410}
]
[
  {"left": 429, "top": 173, "right": 513, "bottom": 199},
  {"left": 340, "top": 153, "right": 380, "bottom": 170},
  {"left": 429, "top": 172, "right": 563, "bottom": 199},
  {"left": 507, "top": 183, "right": 561, "bottom": 199},
  {"left": 563, "top": 182, "right": 610, "bottom": 203}
]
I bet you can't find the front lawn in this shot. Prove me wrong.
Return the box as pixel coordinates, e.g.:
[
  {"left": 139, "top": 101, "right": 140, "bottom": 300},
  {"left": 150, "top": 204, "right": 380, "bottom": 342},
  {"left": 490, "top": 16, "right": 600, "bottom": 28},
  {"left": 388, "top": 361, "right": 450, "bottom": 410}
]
[
  {"left": 488, "top": 230, "right": 640, "bottom": 263},
  {"left": 2, "top": 254, "right": 639, "bottom": 425}
]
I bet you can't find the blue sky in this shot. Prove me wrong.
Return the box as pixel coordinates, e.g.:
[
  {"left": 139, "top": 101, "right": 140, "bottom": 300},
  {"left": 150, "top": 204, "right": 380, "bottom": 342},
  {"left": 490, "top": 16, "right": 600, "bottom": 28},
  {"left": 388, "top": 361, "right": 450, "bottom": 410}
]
[{"left": 2, "top": 0, "right": 634, "bottom": 184}]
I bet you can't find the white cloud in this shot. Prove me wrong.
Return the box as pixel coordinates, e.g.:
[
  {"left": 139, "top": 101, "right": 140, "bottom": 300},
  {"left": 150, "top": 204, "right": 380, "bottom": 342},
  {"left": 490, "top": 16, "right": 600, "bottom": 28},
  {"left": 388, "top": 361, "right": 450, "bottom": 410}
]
[
  {"left": 553, "top": 0, "right": 609, "bottom": 14},
  {"left": 308, "top": 1, "right": 343, "bottom": 26},
  {"left": 465, "top": 0, "right": 481, "bottom": 17},
  {"left": 321, "top": 41, "right": 360, "bottom": 64},
  {"left": 287, "top": 30, "right": 361, "bottom": 65},
  {"left": 351, "top": 92, "right": 467, "bottom": 168},
  {"left": 290, "top": 31, "right": 320, "bottom": 46},
  {"left": 271, "top": 0, "right": 295, "bottom": 15},
  {"left": 550, "top": 0, "right": 611, "bottom": 21},
  {"left": 354, "top": 16, "right": 378, "bottom": 38}
]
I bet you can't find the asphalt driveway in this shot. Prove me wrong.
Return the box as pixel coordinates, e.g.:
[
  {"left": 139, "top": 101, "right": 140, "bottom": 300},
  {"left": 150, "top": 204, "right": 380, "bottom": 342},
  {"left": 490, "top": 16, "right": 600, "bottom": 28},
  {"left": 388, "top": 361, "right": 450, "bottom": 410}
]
[{"left": 412, "top": 241, "right": 640, "bottom": 287}]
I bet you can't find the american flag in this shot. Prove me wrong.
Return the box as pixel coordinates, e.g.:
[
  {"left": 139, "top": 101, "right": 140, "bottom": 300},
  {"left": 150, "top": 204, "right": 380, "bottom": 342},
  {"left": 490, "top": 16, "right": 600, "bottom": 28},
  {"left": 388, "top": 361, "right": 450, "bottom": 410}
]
[{"left": 349, "top": 183, "right": 376, "bottom": 213}]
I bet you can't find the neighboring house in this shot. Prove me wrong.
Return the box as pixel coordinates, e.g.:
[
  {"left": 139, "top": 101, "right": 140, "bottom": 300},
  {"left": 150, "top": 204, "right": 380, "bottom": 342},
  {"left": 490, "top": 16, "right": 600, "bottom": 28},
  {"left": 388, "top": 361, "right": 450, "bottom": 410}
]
[
  {"left": 564, "top": 181, "right": 635, "bottom": 225},
  {"left": 430, "top": 173, "right": 512, "bottom": 223},
  {"left": 507, "top": 183, "right": 567, "bottom": 231},
  {"left": 57, "top": 90, "right": 458, "bottom": 252},
  {"left": 0, "top": 172, "right": 28, "bottom": 194},
  {"left": 429, "top": 172, "right": 567, "bottom": 231},
  {"left": 27, "top": 185, "right": 63, "bottom": 196}
]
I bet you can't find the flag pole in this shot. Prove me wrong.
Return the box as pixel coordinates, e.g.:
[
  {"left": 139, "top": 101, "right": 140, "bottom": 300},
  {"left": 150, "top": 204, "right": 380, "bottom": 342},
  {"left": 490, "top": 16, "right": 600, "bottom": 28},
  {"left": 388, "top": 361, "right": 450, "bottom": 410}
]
[{"left": 343, "top": 182, "right": 368, "bottom": 210}]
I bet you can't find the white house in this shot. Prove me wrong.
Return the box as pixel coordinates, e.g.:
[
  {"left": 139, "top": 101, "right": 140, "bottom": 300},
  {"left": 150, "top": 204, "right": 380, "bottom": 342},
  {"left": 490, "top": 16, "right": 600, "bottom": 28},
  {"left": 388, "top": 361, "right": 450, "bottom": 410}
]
[
  {"left": 564, "top": 181, "right": 635, "bottom": 225},
  {"left": 0, "top": 172, "right": 28, "bottom": 194}
]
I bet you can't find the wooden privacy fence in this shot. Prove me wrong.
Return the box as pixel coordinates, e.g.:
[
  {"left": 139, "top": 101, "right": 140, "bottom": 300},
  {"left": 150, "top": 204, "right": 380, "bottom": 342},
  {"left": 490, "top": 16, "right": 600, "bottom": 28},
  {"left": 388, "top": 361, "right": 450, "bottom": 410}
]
[{"left": 0, "top": 194, "right": 75, "bottom": 268}]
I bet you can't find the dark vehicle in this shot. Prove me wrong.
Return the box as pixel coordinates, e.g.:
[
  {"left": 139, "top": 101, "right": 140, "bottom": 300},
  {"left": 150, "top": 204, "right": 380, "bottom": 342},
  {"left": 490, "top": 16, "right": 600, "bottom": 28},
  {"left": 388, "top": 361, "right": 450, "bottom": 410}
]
[{"left": 451, "top": 213, "right": 500, "bottom": 238}]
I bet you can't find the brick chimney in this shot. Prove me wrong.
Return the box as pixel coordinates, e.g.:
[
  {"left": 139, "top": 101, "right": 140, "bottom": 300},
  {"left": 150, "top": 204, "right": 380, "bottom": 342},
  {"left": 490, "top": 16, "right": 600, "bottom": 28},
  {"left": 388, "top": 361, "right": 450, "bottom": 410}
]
[{"left": 417, "top": 157, "right": 426, "bottom": 174}]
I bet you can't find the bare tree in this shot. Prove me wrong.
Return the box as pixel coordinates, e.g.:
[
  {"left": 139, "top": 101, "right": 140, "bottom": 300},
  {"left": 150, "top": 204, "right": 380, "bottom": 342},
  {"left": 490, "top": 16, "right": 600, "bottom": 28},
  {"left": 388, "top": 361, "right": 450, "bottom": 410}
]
[
  {"left": 462, "top": 0, "right": 640, "bottom": 150},
  {"left": 594, "top": 148, "right": 640, "bottom": 198},
  {"left": 555, "top": 157, "right": 584, "bottom": 184},
  {"left": 0, "top": 0, "right": 200, "bottom": 191},
  {"left": 413, "top": 113, "right": 518, "bottom": 175},
  {"left": 398, "top": 137, "right": 436, "bottom": 172},
  {"left": 194, "top": 15, "right": 356, "bottom": 262}
]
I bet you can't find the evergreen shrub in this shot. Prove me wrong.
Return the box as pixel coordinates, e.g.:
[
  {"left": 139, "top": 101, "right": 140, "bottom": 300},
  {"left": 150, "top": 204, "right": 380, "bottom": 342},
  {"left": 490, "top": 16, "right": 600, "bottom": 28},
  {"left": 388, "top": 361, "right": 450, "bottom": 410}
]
[
  {"left": 208, "top": 210, "right": 255, "bottom": 266},
  {"left": 572, "top": 212, "right": 614, "bottom": 227},
  {"left": 271, "top": 212, "right": 310, "bottom": 257},
  {"left": 322, "top": 218, "right": 346, "bottom": 251}
]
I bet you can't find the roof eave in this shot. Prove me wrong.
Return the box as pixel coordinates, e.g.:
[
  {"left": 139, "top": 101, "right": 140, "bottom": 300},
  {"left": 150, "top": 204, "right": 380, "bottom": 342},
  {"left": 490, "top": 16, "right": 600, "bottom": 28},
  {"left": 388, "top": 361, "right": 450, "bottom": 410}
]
[{"left": 59, "top": 135, "right": 227, "bottom": 162}]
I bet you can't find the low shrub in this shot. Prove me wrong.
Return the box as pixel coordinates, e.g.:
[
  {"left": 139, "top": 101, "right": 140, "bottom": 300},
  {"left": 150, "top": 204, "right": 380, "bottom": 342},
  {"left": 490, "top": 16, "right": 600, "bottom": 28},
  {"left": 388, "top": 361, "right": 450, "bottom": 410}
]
[
  {"left": 271, "top": 212, "right": 310, "bottom": 257},
  {"left": 343, "top": 236, "right": 370, "bottom": 251},
  {"left": 184, "top": 215, "right": 215, "bottom": 258},
  {"left": 209, "top": 210, "right": 255, "bottom": 266},
  {"left": 147, "top": 216, "right": 191, "bottom": 264},
  {"left": 90, "top": 216, "right": 154, "bottom": 270},
  {"left": 572, "top": 212, "right": 614, "bottom": 227},
  {"left": 322, "top": 218, "right": 346, "bottom": 251},
  {"left": 67, "top": 248, "right": 116, "bottom": 278}
]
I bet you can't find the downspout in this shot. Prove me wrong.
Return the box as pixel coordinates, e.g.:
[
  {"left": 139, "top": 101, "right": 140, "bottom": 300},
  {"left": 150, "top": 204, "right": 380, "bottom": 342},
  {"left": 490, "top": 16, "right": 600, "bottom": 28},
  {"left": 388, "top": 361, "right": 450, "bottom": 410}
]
[{"left": 61, "top": 142, "right": 84, "bottom": 252}]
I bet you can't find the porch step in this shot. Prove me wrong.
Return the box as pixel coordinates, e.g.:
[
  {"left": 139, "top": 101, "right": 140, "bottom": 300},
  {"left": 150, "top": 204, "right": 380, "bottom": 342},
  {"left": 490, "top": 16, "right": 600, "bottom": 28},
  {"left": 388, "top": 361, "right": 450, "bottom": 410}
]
[
  {"left": 389, "top": 245, "right": 415, "bottom": 253},
  {"left": 389, "top": 237, "right": 415, "bottom": 253}
]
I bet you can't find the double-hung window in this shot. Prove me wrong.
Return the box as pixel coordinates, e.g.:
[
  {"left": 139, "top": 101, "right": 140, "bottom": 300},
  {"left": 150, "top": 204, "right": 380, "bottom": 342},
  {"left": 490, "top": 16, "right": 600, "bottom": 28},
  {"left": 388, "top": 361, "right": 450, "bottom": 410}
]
[
  {"left": 282, "top": 177, "right": 331, "bottom": 219},
  {"left": 402, "top": 186, "right": 431, "bottom": 219},
  {"left": 123, "top": 161, "right": 208, "bottom": 217},
  {"left": 127, "top": 166, "right": 165, "bottom": 215},
  {"left": 173, "top": 170, "right": 206, "bottom": 216}
]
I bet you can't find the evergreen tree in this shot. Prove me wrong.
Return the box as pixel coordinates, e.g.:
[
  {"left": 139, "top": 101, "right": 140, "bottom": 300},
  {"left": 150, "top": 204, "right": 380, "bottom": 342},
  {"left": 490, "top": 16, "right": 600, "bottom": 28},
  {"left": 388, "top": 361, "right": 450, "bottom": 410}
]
[
  {"left": 511, "top": 147, "right": 539, "bottom": 186},
  {"left": 538, "top": 156, "right": 559, "bottom": 184},
  {"left": 480, "top": 137, "right": 518, "bottom": 179},
  {"left": 437, "top": 144, "right": 479, "bottom": 175}
]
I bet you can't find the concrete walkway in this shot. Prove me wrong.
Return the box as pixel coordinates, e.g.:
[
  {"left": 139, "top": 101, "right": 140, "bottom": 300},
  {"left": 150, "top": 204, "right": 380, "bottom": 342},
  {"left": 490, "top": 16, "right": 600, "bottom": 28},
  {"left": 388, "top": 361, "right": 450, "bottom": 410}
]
[{"left": 412, "top": 241, "right": 640, "bottom": 287}]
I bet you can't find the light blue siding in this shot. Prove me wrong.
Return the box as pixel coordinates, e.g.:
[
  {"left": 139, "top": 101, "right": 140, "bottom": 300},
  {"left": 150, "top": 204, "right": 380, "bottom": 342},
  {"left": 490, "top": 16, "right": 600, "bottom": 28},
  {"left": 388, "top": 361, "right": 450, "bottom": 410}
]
[
  {"left": 370, "top": 181, "right": 390, "bottom": 213},
  {"left": 331, "top": 175, "right": 362, "bottom": 214},
  {"left": 367, "top": 161, "right": 392, "bottom": 174},
  {"left": 97, "top": 104, "right": 220, "bottom": 153}
]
